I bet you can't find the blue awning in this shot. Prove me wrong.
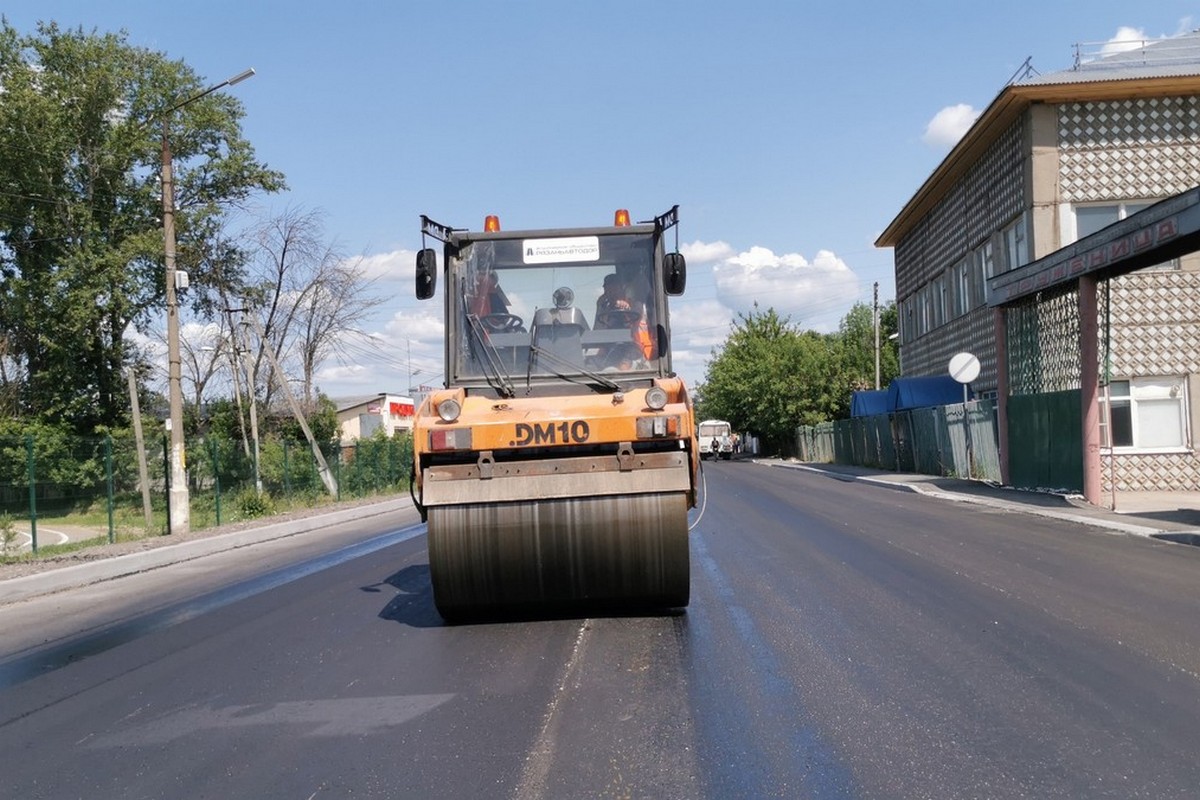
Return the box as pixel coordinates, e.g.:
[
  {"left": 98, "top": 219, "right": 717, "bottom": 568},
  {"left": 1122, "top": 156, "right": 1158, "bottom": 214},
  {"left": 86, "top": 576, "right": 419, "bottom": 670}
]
[
  {"left": 887, "top": 375, "right": 971, "bottom": 411},
  {"left": 850, "top": 390, "right": 890, "bottom": 417}
]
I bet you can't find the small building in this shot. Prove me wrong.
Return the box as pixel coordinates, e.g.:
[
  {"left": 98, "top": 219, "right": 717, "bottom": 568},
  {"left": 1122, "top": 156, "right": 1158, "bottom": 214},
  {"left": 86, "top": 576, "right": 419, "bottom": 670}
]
[
  {"left": 876, "top": 31, "right": 1200, "bottom": 500},
  {"left": 333, "top": 393, "right": 415, "bottom": 445}
]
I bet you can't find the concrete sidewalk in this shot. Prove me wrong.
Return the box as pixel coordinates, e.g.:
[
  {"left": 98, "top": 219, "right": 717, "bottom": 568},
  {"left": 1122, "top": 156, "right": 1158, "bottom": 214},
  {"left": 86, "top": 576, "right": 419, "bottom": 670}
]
[
  {"left": 0, "top": 497, "right": 415, "bottom": 607},
  {"left": 764, "top": 460, "right": 1200, "bottom": 544}
]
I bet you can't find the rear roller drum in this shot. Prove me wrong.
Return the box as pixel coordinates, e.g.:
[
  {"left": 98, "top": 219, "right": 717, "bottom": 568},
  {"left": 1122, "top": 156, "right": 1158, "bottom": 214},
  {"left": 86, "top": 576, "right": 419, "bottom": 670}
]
[{"left": 427, "top": 492, "right": 689, "bottom": 620}]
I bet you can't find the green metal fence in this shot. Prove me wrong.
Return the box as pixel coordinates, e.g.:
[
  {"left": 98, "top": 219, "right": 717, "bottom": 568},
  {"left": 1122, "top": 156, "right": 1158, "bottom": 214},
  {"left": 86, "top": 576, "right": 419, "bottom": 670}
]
[
  {"left": 796, "top": 399, "right": 1001, "bottom": 482},
  {"left": 0, "top": 432, "right": 412, "bottom": 555},
  {"left": 1007, "top": 390, "right": 1081, "bottom": 492}
]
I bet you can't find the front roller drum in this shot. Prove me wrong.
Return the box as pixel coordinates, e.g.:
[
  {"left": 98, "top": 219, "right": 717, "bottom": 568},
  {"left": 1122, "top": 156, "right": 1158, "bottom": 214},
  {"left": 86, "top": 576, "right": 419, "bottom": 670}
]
[{"left": 427, "top": 492, "right": 689, "bottom": 620}]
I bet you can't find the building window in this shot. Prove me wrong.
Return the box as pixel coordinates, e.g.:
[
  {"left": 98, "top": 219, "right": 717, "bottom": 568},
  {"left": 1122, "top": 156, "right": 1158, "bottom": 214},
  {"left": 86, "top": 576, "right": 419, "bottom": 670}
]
[
  {"left": 920, "top": 285, "right": 932, "bottom": 335},
  {"left": 931, "top": 275, "right": 940, "bottom": 326},
  {"left": 1001, "top": 214, "right": 1028, "bottom": 272},
  {"left": 1100, "top": 376, "right": 1190, "bottom": 451},
  {"left": 1075, "top": 201, "right": 1177, "bottom": 269},
  {"left": 972, "top": 241, "right": 993, "bottom": 306},
  {"left": 957, "top": 260, "right": 971, "bottom": 316}
]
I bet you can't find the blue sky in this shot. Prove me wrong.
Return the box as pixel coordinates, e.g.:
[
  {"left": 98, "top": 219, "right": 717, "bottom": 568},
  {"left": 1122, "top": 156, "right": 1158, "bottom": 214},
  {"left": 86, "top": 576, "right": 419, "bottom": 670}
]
[{"left": 5, "top": 2, "right": 1198, "bottom": 397}]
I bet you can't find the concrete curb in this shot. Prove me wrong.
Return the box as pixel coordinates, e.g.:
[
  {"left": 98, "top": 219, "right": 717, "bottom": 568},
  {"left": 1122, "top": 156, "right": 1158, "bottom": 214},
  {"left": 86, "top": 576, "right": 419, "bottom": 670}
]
[
  {"left": 0, "top": 497, "right": 414, "bottom": 607},
  {"left": 761, "top": 461, "right": 1170, "bottom": 539}
]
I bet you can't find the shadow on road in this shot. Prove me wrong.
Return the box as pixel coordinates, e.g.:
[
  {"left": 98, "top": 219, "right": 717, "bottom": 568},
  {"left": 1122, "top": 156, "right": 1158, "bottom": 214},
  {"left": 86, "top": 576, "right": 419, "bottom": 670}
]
[{"left": 369, "top": 564, "right": 444, "bottom": 628}]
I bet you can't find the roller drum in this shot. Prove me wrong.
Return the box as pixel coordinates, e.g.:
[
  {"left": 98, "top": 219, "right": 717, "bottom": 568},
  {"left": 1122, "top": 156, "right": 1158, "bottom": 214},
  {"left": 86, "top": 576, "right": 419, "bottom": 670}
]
[{"left": 428, "top": 492, "right": 690, "bottom": 620}]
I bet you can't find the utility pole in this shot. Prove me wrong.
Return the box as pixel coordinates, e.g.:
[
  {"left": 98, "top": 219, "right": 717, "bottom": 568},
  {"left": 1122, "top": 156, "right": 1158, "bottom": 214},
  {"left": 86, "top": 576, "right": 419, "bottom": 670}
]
[
  {"left": 126, "top": 369, "right": 154, "bottom": 529},
  {"left": 161, "top": 67, "right": 256, "bottom": 535},
  {"left": 873, "top": 281, "right": 881, "bottom": 390},
  {"left": 242, "top": 310, "right": 337, "bottom": 496}
]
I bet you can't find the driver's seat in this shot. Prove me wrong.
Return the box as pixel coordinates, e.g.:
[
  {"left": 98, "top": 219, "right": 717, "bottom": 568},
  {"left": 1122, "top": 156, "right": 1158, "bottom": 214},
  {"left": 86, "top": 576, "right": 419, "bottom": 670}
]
[{"left": 532, "top": 307, "right": 589, "bottom": 366}]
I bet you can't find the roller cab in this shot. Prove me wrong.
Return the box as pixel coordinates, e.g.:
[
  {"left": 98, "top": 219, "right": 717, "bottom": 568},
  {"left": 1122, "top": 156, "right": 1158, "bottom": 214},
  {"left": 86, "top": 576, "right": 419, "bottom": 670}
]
[{"left": 413, "top": 208, "right": 697, "bottom": 620}]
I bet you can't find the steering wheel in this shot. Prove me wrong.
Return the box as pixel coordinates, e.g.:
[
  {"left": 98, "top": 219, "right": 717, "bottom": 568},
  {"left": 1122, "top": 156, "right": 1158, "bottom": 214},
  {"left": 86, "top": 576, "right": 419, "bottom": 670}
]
[
  {"left": 480, "top": 313, "right": 524, "bottom": 333},
  {"left": 595, "top": 309, "right": 641, "bottom": 329},
  {"left": 599, "top": 342, "right": 642, "bottom": 370}
]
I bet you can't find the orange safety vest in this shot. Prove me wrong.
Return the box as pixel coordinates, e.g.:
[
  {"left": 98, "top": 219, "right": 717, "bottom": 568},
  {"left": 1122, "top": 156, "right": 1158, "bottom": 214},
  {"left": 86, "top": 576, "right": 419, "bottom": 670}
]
[{"left": 633, "top": 316, "right": 653, "bottom": 358}]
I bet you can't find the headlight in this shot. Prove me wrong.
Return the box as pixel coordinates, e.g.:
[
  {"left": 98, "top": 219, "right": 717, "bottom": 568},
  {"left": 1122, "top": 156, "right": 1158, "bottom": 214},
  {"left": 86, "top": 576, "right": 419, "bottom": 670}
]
[
  {"left": 437, "top": 398, "right": 462, "bottom": 422},
  {"left": 645, "top": 386, "right": 668, "bottom": 410}
]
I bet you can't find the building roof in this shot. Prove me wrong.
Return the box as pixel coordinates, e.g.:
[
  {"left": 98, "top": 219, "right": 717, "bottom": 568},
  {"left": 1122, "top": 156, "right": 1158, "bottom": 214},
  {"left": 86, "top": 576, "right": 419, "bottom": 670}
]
[
  {"left": 330, "top": 393, "right": 410, "bottom": 413},
  {"left": 1020, "top": 30, "right": 1200, "bottom": 85},
  {"left": 876, "top": 30, "right": 1200, "bottom": 249}
]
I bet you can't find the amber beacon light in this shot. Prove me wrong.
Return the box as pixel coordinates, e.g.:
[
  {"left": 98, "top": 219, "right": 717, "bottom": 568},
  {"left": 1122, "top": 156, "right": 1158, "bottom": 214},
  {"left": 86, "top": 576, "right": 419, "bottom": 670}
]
[
  {"left": 484, "top": 215, "right": 501, "bottom": 232},
  {"left": 613, "top": 208, "right": 631, "bottom": 227}
]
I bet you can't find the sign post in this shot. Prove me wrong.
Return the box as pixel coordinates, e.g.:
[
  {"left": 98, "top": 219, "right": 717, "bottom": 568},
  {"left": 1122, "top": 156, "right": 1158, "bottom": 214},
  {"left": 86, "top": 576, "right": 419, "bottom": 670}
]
[{"left": 948, "top": 352, "right": 981, "bottom": 480}]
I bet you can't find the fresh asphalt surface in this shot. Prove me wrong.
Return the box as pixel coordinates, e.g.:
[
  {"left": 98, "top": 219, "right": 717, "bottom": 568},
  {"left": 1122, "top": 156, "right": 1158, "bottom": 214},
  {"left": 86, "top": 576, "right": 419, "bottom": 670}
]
[{"left": 1, "top": 461, "right": 1199, "bottom": 798}]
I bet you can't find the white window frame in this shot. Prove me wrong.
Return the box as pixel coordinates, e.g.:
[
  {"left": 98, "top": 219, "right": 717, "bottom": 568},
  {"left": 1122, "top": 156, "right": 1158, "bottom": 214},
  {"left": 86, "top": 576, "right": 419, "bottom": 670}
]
[
  {"left": 1001, "top": 214, "right": 1029, "bottom": 273},
  {"left": 1099, "top": 376, "right": 1191, "bottom": 453},
  {"left": 957, "top": 260, "right": 971, "bottom": 316},
  {"left": 1072, "top": 201, "right": 1178, "bottom": 270},
  {"left": 931, "top": 275, "right": 940, "bottom": 326}
]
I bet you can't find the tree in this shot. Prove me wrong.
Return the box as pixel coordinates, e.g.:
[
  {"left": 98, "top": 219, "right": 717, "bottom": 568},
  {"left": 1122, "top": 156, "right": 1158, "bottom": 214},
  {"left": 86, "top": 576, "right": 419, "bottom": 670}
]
[
  {"left": 237, "top": 207, "right": 385, "bottom": 412},
  {"left": 698, "top": 308, "right": 843, "bottom": 455},
  {"left": 835, "top": 300, "right": 900, "bottom": 402},
  {"left": 0, "top": 21, "right": 284, "bottom": 432}
]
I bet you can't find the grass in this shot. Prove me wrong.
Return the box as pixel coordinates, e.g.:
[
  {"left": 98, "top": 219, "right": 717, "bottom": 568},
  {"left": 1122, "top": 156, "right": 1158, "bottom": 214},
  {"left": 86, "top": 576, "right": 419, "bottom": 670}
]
[{"left": 0, "top": 482, "right": 409, "bottom": 566}]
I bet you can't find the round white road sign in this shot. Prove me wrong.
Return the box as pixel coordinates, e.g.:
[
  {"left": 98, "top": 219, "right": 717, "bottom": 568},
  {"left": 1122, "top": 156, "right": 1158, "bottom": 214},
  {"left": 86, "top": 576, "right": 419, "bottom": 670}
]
[{"left": 948, "top": 352, "right": 981, "bottom": 384}]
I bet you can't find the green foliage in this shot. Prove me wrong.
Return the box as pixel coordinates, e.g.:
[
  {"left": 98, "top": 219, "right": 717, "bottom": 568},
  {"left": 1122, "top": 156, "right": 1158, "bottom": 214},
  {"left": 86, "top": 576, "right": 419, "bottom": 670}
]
[
  {"left": 205, "top": 398, "right": 247, "bottom": 444},
  {"left": 271, "top": 395, "right": 340, "bottom": 447},
  {"left": 234, "top": 487, "right": 276, "bottom": 519},
  {"left": 835, "top": 300, "right": 900, "bottom": 400},
  {"left": 698, "top": 308, "right": 844, "bottom": 455},
  {"left": 0, "top": 418, "right": 106, "bottom": 489},
  {"left": 0, "top": 21, "right": 284, "bottom": 431},
  {"left": 0, "top": 513, "right": 17, "bottom": 556},
  {"left": 339, "top": 429, "right": 413, "bottom": 496},
  {"left": 696, "top": 301, "right": 902, "bottom": 452}
]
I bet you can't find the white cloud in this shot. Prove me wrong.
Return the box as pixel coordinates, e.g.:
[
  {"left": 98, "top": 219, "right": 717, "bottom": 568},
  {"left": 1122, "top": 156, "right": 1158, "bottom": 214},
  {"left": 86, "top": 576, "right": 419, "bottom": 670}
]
[
  {"left": 382, "top": 306, "right": 444, "bottom": 345},
  {"left": 922, "top": 103, "right": 980, "bottom": 149},
  {"left": 681, "top": 239, "right": 735, "bottom": 264},
  {"left": 352, "top": 248, "right": 419, "bottom": 282},
  {"left": 1101, "top": 26, "right": 1150, "bottom": 56},
  {"left": 669, "top": 296, "right": 735, "bottom": 350},
  {"left": 711, "top": 245, "right": 859, "bottom": 331}
]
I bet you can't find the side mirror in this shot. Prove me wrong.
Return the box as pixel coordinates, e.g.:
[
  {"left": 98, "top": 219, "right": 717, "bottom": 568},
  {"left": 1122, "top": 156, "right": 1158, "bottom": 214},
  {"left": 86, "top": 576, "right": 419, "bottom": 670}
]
[
  {"left": 663, "top": 252, "right": 686, "bottom": 296},
  {"left": 415, "top": 248, "right": 437, "bottom": 300}
]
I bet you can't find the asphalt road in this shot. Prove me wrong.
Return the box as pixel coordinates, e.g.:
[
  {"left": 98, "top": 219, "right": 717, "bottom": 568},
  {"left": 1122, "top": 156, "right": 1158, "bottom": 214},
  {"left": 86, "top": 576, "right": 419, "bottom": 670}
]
[{"left": 1, "top": 461, "right": 1199, "bottom": 798}]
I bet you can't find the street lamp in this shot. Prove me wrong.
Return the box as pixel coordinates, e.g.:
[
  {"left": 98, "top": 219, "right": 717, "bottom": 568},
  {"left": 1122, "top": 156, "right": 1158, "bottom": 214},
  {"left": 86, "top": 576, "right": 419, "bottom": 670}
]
[{"left": 162, "top": 67, "right": 255, "bottom": 535}]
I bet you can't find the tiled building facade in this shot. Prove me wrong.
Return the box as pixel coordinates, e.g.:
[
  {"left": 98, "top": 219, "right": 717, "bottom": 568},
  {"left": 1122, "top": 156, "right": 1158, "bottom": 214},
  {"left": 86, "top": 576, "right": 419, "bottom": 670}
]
[{"left": 878, "top": 33, "right": 1200, "bottom": 494}]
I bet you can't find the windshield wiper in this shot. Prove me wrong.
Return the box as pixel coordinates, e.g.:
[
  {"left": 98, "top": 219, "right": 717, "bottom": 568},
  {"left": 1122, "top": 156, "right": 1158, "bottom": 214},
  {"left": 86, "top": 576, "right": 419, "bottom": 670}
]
[
  {"left": 527, "top": 343, "right": 621, "bottom": 393},
  {"left": 463, "top": 308, "right": 516, "bottom": 399}
]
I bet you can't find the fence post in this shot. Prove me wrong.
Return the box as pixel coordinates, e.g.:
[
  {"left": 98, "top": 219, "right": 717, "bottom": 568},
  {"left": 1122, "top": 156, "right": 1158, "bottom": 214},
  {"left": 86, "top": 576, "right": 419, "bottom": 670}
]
[
  {"left": 334, "top": 446, "right": 342, "bottom": 502},
  {"left": 210, "top": 437, "right": 222, "bottom": 527},
  {"left": 163, "top": 434, "right": 171, "bottom": 535},
  {"left": 284, "top": 440, "right": 292, "bottom": 497},
  {"left": 372, "top": 444, "right": 380, "bottom": 493},
  {"left": 105, "top": 435, "right": 115, "bottom": 544},
  {"left": 26, "top": 435, "right": 37, "bottom": 554}
]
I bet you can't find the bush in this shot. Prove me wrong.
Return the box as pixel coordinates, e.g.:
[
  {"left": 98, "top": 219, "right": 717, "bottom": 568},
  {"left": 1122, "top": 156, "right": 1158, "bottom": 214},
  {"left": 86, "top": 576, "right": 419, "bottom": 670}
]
[
  {"left": 235, "top": 488, "right": 276, "bottom": 519},
  {"left": 0, "top": 513, "right": 17, "bottom": 556}
]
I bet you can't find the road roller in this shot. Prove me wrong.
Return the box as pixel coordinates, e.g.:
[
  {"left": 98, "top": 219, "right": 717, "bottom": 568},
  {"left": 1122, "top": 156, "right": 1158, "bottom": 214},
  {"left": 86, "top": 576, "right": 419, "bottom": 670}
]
[{"left": 411, "top": 207, "right": 698, "bottom": 620}]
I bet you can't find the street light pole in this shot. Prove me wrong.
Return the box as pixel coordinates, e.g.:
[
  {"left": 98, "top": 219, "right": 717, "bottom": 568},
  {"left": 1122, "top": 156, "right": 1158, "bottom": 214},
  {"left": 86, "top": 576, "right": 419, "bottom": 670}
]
[{"left": 162, "top": 67, "right": 255, "bottom": 535}]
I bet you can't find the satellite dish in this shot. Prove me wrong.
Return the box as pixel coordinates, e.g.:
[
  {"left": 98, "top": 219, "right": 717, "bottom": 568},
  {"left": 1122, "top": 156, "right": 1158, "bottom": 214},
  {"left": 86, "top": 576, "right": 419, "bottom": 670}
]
[{"left": 948, "top": 352, "right": 980, "bottom": 384}]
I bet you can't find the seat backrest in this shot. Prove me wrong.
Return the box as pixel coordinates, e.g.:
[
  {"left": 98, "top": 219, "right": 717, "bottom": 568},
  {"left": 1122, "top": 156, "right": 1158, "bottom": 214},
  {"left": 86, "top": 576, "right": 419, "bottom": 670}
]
[{"left": 532, "top": 307, "right": 589, "bottom": 366}]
